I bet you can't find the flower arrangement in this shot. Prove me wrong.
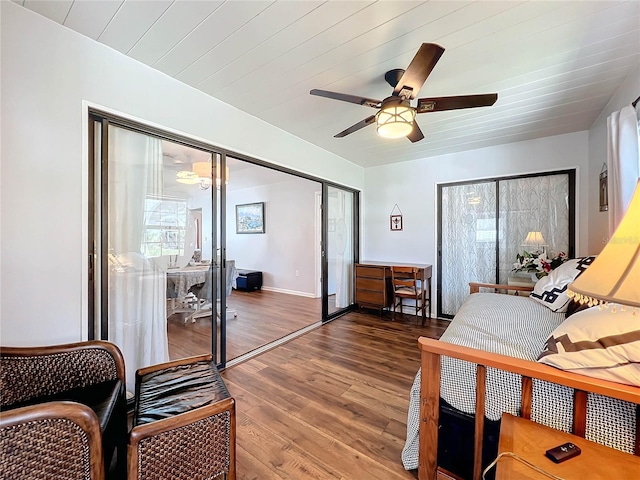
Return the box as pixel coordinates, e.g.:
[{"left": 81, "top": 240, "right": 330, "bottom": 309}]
[{"left": 512, "top": 250, "right": 568, "bottom": 279}]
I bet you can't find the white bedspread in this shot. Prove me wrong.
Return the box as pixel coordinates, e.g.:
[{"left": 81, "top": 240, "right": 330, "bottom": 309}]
[{"left": 401, "top": 293, "right": 637, "bottom": 470}]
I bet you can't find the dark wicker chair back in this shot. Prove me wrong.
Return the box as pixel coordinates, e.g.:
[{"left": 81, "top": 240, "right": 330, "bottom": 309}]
[
  {"left": 0, "top": 341, "right": 125, "bottom": 407},
  {"left": 0, "top": 341, "right": 127, "bottom": 479}
]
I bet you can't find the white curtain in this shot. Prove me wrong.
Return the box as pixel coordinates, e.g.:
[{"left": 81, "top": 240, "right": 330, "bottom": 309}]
[
  {"left": 108, "top": 126, "right": 169, "bottom": 392},
  {"left": 440, "top": 174, "right": 570, "bottom": 316},
  {"left": 332, "top": 189, "right": 353, "bottom": 308},
  {"left": 440, "top": 182, "right": 497, "bottom": 316},
  {"left": 607, "top": 104, "right": 640, "bottom": 235}
]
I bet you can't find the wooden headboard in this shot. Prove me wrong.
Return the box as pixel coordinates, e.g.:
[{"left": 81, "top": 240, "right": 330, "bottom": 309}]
[
  {"left": 417, "top": 337, "right": 640, "bottom": 480},
  {"left": 469, "top": 282, "right": 533, "bottom": 295}
]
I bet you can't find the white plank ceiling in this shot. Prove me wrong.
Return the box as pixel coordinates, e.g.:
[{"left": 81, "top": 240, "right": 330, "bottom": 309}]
[{"left": 16, "top": 0, "right": 640, "bottom": 168}]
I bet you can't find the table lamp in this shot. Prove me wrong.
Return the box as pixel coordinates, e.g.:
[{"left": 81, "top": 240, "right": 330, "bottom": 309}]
[
  {"left": 522, "top": 231, "right": 547, "bottom": 253},
  {"left": 568, "top": 179, "right": 640, "bottom": 311}
]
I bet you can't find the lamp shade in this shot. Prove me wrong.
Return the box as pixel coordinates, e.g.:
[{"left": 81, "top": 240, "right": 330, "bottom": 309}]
[
  {"left": 177, "top": 161, "right": 229, "bottom": 189},
  {"left": 522, "top": 231, "right": 547, "bottom": 248},
  {"left": 192, "top": 161, "right": 211, "bottom": 179},
  {"left": 376, "top": 99, "right": 415, "bottom": 139},
  {"left": 568, "top": 179, "right": 640, "bottom": 308}
]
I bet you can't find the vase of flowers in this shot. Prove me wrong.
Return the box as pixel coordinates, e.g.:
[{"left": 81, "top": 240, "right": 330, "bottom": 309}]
[{"left": 512, "top": 250, "right": 567, "bottom": 280}]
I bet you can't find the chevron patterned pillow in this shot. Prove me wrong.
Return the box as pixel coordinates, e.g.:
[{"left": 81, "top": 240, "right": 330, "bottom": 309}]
[
  {"left": 530, "top": 256, "right": 596, "bottom": 312},
  {"left": 538, "top": 306, "right": 640, "bottom": 387}
]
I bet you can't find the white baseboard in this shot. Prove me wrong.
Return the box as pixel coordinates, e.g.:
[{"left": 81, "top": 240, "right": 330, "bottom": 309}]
[{"left": 260, "top": 286, "right": 317, "bottom": 298}]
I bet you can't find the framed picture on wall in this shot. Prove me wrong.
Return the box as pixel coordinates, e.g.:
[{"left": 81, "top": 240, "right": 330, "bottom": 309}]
[
  {"left": 390, "top": 214, "right": 403, "bottom": 231},
  {"left": 599, "top": 164, "right": 608, "bottom": 212},
  {"left": 236, "top": 202, "right": 265, "bottom": 234}
]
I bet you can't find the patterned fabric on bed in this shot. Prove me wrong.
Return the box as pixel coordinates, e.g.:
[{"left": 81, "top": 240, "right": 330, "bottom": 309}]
[{"left": 401, "top": 292, "right": 637, "bottom": 470}]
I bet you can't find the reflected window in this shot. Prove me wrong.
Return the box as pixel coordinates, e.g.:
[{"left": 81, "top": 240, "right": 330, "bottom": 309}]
[{"left": 142, "top": 196, "right": 188, "bottom": 257}]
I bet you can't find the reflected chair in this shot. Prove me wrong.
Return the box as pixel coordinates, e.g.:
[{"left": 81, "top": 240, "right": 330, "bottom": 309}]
[
  {"left": 390, "top": 266, "right": 427, "bottom": 324},
  {"left": 0, "top": 341, "right": 128, "bottom": 479},
  {"left": 189, "top": 264, "right": 238, "bottom": 322}
]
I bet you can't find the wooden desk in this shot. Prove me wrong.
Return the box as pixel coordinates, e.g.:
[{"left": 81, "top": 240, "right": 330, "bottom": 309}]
[
  {"left": 354, "top": 261, "right": 432, "bottom": 319},
  {"left": 496, "top": 413, "right": 640, "bottom": 479}
]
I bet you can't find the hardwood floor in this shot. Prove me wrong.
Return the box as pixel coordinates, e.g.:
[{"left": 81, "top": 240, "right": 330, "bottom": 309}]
[
  {"left": 220, "top": 310, "right": 449, "bottom": 479},
  {"left": 167, "top": 289, "right": 322, "bottom": 362}
]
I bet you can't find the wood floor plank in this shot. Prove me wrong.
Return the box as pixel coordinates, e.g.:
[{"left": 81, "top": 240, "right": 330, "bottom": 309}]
[
  {"left": 168, "top": 289, "right": 321, "bottom": 362},
  {"left": 236, "top": 410, "right": 341, "bottom": 480},
  {"left": 223, "top": 366, "right": 309, "bottom": 416},
  {"left": 248, "top": 402, "right": 396, "bottom": 480},
  {"left": 237, "top": 445, "right": 282, "bottom": 480},
  {"left": 221, "top": 310, "right": 448, "bottom": 479}
]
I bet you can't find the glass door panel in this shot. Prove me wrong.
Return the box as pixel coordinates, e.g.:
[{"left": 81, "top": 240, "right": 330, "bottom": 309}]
[
  {"left": 104, "top": 125, "right": 172, "bottom": 392},
  {"left": 224, "top": 157, "right": 322, "bottom": 361},
  {"left": 497, "top": 174, "right": 570, "bottom": 283},
  {"left": 90, "top": 113, "right": 361, "bottom": 375},
  {"left": 438, "top": 171, "right": 574, "bottom": 318},
  {"left": 326, "top": 186, "right": 355, "bottom": 316},
  {"left": 439, "top": 182, "right": 497, "bottom": 317},
  {"left": 98, "top": 124, "right": 220, "bottom": 390}
]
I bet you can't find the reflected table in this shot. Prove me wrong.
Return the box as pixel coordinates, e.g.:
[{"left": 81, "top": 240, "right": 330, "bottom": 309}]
[
  {"left": 166, "top": 265, "right": 209, "bottom": 299},
  {"left": 166, "top": 262, "right": 238, "bottom": 322}
]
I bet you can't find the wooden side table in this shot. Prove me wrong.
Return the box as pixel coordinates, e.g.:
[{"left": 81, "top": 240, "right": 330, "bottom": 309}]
[{"left": 496, "top": 413, "right": 640, "bottom": 479}]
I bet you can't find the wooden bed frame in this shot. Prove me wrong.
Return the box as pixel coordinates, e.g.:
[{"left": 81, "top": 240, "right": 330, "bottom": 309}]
[{"left": 417, "top": 282, "right": 640, "bottom": 480}]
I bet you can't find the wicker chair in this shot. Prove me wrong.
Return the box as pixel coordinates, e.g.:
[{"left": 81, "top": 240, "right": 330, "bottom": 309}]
[
  {"left": 129, "top": 354, "right": 236, "bottom": 480},
  {"left": 0, "top": 401, "right": 105, "bottom": 479},
  {"left": 0, "top": 341, "right": 128, "bottom": 479}
]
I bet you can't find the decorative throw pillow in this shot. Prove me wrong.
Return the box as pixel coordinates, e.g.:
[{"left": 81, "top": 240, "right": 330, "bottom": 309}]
[
  {"left": 538, "top": 306, "right": 640, "bottom": 387},
  {"left": 530, "top": 256, "right": 595, "bottom": 312}
]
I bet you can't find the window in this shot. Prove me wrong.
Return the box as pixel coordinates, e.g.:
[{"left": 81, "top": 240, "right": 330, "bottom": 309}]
[{"left": 142, "top": 196, "right": 188, "bottom": 257}]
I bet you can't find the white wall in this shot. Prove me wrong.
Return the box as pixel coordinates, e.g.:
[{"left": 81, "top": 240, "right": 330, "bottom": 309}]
[
  {"left": 0, "top": 3, "right": 362, "bottom": 345},
  {"left": 587, "top": 62, "right": 640, "bottom": 254},
  {"left": 363, "top": 131, "right": 590, "bottom": 314},
  {"left": 226, "top": 178, "right": 319, "bottom": 296}
]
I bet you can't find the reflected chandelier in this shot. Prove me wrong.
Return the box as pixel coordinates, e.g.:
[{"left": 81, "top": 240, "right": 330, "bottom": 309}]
[{"left": 176, "top": 162, "right": 229, "bottom": 190}]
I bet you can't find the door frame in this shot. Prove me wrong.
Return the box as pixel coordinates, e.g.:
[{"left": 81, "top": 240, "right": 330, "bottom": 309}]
[
  {"left": 436, "top": 169, "right": 576, "bottom": 318},
  {"left": 88, "top": 108, "right": 361, "bottom": 368}
]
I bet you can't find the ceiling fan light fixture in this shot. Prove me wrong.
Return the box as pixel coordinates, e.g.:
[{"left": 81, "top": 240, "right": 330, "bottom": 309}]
[
  {"left": 375, "top": 100, "right": 415, "bottom": 139},
  {"left": 176, "top": 170, "right": 199, "bottom": 184},
  {"left": 181, "top": 161, "right": 230, "bottom": 190}
]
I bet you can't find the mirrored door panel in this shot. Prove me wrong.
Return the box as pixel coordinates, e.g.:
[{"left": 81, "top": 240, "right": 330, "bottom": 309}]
[
  {"left": 325, "top": 186, "right": 356, "bottom": 317},
  {"left": 89, "top": 111, "right": 360, "bottom": 374},
  {"left": 224, "top": 157, "right": 322, "bottom": 362}
]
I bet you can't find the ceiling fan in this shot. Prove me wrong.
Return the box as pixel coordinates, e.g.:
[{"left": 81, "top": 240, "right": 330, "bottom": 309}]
[{"left": 310, "top": 43, "right": 498, "bottom": 142}]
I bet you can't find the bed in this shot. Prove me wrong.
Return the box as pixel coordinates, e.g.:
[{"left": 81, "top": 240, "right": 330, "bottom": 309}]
[{"left": 402, "top": 281, "right": 640, "bottom": 479}]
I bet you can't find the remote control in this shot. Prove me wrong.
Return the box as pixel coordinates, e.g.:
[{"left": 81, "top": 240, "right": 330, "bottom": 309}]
[{"left": 545, "top": 442, "right": 581, "bottom": 463}]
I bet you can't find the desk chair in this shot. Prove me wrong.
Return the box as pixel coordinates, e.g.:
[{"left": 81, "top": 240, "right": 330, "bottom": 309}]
[
  {"left": 390, "top": 266, "right": 427, "bottom": 325},
  {"left": 188, "top": 265, "right": 238, "bottom": 323}
]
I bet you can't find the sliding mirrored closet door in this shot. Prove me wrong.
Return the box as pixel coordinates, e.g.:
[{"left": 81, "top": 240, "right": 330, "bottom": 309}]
[
  {"left": 438, "top": 171, "right": 574, "bottom": 318},
  {"left": 89, "top": 118, "right": 226, "bottom": 389},
  {"left": 89, "top": 111, "right": 361, "bottom": 378},
  {"left": 324, "top": 185, "right": 357, "bottom": 317}
]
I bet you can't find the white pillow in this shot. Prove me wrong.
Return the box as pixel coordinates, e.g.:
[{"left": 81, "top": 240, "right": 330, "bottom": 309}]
[
  {"left": 530, "top": 256, "right": 595, "bottom": 312},
  {"left": 538, "top": 306, "right": 640, "bottom": 387}
]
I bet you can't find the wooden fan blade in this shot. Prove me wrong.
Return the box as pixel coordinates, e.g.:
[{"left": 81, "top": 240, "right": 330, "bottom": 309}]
[
  {"left": 310, "top": 89, "right": 381, "bottom": 109},
  {"left": 334, "top": 115, "right": 376, "bottom": 138},
  {"left": 392, "top": 43, "right": 445, "bottom": 100},
  {"left": 406, "top": 123, "right": 424, "bottom": 143},
  {"left": 416, "top": 93, "right": 498, "bottom": 113}
]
